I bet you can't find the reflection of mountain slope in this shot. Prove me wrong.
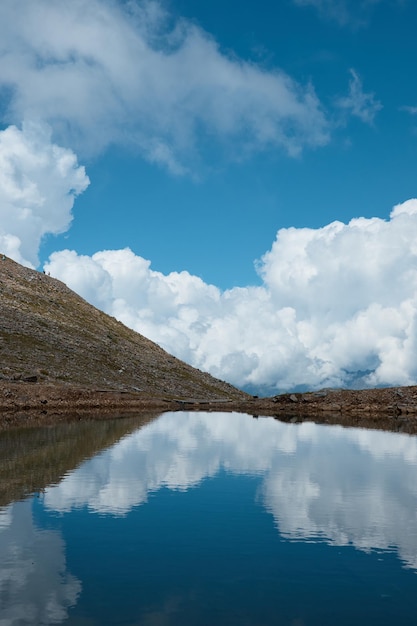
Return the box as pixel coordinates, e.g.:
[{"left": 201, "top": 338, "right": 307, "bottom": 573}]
[
  {"left": 0, "top": 413, "right": 158, "bottom": 507},
  {"left": 0, "top": 500, "right": 81, "bottom": 625},
  {"left": 44, "top": 412, "right": 417, "bottom": 571}
]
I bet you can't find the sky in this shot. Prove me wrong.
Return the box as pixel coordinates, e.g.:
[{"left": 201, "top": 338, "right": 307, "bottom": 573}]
[{"left": 0, "top": 0, "right": 417, "bottom": 393}]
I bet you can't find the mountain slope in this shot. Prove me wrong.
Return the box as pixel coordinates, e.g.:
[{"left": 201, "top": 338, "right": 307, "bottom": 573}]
[{"left": 0, "top": 256, "right": 245, "bottom": 400}]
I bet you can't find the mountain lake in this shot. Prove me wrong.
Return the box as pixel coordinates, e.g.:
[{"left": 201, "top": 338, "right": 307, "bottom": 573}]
[{"left": 1, "top": 411, "right": 417, "bottom": 625}]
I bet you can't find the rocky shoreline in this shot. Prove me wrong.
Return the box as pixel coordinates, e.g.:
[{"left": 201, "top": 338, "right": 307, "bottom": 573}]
[{"left": 2, "top": 381, "right": 417, "bottom": 435}]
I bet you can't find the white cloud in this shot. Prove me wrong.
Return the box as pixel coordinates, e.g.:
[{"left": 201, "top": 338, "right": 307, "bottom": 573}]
[
  {"left": 0, "top": 1, "right": 407, "bottom": 392},
  {"left": 336, "top": 69, "right": 382, "bottom": 125},
  {"left": 292, "top": 0, "right": 351, "bottom": 24},
  {"left": 0, "top": 122, "right": 89, "bottom": 267},
  {"left": 45, "top": 198, "right": 417, "bottom": 392},
  {"left": 292, "top": 0, "right": 391, "bottom": 26},
  {"left": 44, "top": 411, "right": 417, "bottom": 572},
  {"left": 0, "top": 0, "right": 329, "bottom": 170},
  {"left": 400, "top": 105, "right": 417, "bottom": 115}
]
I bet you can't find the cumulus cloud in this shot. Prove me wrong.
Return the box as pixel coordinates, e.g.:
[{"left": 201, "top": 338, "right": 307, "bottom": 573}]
[
  {"left": 44, "top": 412, "right": 417, "bottom": 571},
  {"left": 45, "top": 198, "right": 417, "bottom": 392},
  {"left": 0, "top": 0, "right": 329, "bottom": 170},
  {"left": 0, "top": 122, "right": 89, "bottom": 267},
  {"left": 336, "top": 69, "right": 382, "bottom": 125},
  {"left": 0, "top": 2, "right": 406, "bottom": 392}
]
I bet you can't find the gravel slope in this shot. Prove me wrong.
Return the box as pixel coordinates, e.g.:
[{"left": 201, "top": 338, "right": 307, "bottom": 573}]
[{"left": 0, "top": 256, "right": 246, "bottom": 401}]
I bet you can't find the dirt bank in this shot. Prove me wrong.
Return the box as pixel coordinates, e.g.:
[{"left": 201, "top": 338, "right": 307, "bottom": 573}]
[{"left": 2, "top": 381, "right": 417, "bottom": 434}]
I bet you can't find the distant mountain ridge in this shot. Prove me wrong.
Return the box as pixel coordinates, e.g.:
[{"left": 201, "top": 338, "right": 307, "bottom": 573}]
[{"left": 0, "top": 256, "right": 245, "bottom": 400}]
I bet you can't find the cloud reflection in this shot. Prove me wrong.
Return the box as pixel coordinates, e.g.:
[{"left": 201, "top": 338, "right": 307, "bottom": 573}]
[
  {"left": 0, "top": 500, "right": 81, "bottom": 624},
  {"left": 43, "top": 412, "right": 417, "bottom": 571}
]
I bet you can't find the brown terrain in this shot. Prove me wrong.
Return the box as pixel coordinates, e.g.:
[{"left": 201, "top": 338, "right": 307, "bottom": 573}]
[
  {"left": 2, "top": 255, "right": 417, "bottom": 434},
  {"left": 0, "top": 255, "right": 246, "bottom": 425}
]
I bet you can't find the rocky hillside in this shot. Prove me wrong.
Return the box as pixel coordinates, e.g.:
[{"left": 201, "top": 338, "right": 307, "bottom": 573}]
[{"left": 0, "top": 256, "right": 245, "bottom": 400}]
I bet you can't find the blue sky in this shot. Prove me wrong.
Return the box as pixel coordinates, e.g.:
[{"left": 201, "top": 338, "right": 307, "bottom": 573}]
[
  {"left": 1, "top": 0, "right": 417, "bottom": 392},
  {"left": 38, "top": 0, "right": 417, "bottom": 288}
]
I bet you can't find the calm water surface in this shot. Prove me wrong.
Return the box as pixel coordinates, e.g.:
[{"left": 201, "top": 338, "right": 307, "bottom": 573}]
[{"left": 1, "top": 411, "right": 417, "bottom": 625}]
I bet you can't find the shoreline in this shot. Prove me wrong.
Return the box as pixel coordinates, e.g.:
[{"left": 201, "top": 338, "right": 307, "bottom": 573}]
[{"left": 2, "top": 382, "right": 417, "bottom": 434}]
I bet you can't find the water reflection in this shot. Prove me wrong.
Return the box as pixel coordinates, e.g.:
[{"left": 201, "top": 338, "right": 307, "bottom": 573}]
[
  {"left": 0, "top": 413, "right": 158, "bottom": 507},
  {"left": 42, "top": 411, "right": 417, "bottom": 572},
  {"left": 0, "top": 500, "right": 80, "bottom": 624}
]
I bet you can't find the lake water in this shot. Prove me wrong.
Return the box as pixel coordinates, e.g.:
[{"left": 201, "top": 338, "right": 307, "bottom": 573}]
[{"left": 1, "top": 411, "right": 417, "bottom": 625}]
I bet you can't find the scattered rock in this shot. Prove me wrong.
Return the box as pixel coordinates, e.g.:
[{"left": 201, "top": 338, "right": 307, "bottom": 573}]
[
  {"left": 23, "top": 375, "right": 38, "bottom": 383},
  {"left": 319, "top": 403, "right": 341, "bottom": 412}
]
